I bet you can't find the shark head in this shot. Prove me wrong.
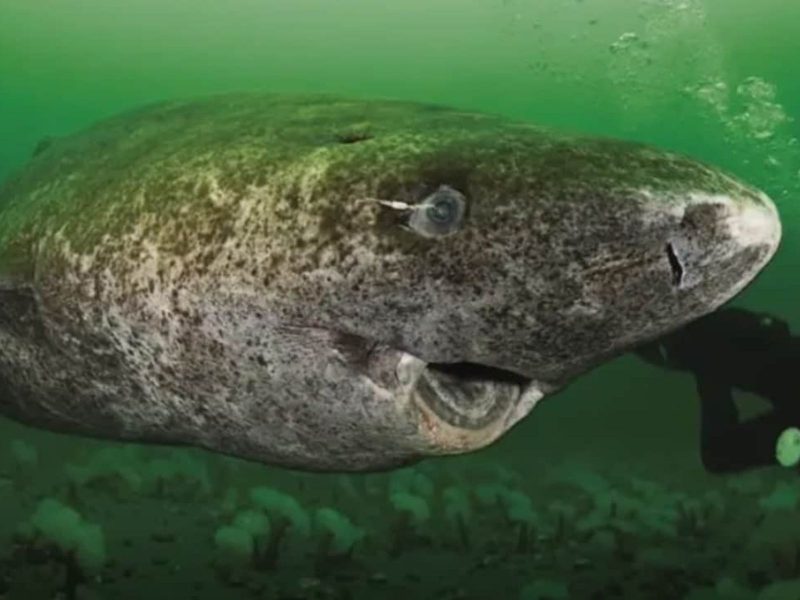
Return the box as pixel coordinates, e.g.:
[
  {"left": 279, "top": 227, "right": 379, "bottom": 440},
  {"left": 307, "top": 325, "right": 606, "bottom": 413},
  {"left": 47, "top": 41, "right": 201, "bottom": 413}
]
[{"left": 262, "top": 112, "right": 781, "bottom": 467}]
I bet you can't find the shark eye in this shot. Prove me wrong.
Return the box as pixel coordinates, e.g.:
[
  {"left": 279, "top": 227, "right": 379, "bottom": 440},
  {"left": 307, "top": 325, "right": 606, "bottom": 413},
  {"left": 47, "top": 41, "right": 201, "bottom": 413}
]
[{"left": 408, "top": 185, "right": 466, "bottom": 238}]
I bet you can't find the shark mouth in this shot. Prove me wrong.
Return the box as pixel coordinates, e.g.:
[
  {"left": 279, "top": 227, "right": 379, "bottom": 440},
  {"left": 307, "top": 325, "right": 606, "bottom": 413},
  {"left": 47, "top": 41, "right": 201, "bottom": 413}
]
[
  {"left": 395, "top": 353, "right": 547, "bottom": 438},
  {"left": 332, "top": 330, "right": 547, "bottom": 450},
  {"left": 419, "top": 362, "right": 529, "bottom": 429}
]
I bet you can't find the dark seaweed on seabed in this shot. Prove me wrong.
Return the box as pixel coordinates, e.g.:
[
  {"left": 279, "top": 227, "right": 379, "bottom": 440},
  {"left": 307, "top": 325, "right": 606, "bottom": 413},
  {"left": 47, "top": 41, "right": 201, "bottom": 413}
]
[{"left": 1, "top": 439, "right": 800, "bottom": 600}]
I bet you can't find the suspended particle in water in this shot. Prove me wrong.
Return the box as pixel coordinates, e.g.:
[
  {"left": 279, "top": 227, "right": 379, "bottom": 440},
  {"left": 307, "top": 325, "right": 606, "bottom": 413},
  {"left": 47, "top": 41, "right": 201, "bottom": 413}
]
[
  {"left": 609, "top": 32, "right": 640, "bottom": 53},
  {"left": 733, "top": 77, "right": 792, "bottom": 141},
  {"left": 688, "top": 79, "right": 729, "bottom": 116}
]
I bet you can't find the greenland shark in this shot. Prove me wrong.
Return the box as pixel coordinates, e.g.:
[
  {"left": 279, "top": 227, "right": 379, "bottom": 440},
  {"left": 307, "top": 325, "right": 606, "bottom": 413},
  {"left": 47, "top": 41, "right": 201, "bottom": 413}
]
[{"left": 0, "top": 94, "right": 781, "bottom": 471}]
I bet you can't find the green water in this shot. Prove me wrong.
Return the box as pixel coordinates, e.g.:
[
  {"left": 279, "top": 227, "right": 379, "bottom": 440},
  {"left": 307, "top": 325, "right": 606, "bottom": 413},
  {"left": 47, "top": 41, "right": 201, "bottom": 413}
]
[{"left": 1, "top": 1, "right": 800, "bottom": 599}]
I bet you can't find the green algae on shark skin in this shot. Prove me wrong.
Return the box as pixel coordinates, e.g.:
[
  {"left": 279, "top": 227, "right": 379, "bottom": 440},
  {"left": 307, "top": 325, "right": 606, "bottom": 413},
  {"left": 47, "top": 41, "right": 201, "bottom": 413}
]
[{"left": 0, "top": 93, "right": 782, "bottom": 473}]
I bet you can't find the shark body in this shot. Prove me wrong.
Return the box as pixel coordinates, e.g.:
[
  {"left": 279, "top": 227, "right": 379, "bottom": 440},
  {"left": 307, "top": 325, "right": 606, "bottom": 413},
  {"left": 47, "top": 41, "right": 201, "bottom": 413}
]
[{"left": 0, "top": 95, "right": 781, "bottom": 470}]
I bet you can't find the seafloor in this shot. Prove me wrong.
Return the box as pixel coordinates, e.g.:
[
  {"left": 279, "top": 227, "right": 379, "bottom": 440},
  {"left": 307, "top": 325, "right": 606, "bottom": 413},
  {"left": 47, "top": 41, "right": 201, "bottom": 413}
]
[{"left": 1, "top": 438, "right": 799, "bottom": 600}]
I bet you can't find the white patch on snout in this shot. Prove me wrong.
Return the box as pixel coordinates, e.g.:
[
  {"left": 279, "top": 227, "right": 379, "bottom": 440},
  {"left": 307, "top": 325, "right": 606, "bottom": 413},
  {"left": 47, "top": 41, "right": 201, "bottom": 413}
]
[
  {"left": 640, "top": 187, "right": 781, "bottom": 254},
  {"left": 682, "top": 191, "right": 781, "bottom": 255},
  {"left": 726, "top": 192, "right": 782, "bottom": 251},
  {"left": 654, "top": 189, "right": 781, "bottom": 297}
]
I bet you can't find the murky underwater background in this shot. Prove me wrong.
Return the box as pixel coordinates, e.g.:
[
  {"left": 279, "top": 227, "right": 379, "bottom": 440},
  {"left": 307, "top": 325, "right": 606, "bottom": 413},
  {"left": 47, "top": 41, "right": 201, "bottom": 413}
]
[{"left": 1, "top": 1, "right": 800, "bottom": 598}]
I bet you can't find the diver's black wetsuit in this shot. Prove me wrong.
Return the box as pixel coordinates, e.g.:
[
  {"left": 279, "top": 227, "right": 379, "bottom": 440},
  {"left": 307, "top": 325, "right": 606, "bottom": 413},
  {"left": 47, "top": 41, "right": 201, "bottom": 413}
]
[{"left": 635, "top": 307, "right": 800, "bottom": 473}]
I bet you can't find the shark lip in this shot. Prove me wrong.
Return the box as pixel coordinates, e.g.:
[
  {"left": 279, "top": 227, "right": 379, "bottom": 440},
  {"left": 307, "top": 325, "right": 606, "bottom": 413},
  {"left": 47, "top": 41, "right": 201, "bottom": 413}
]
[
  {"left": 396, "top": 353, "right": 546, "bottom": 432},
  {"left": 427, "top": 362, "right": 548, "bottom": 430}
]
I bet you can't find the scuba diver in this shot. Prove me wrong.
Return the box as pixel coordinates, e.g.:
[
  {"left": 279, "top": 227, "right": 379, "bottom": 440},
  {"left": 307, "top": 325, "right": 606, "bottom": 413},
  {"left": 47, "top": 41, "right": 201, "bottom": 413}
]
[{"left": 634, "top": 307, "right": 800, "bottom": 474}]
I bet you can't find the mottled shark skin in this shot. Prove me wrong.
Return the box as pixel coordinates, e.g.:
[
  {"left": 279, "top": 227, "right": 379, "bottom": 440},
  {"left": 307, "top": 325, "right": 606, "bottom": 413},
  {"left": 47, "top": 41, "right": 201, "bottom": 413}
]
[{"left": 0, "top": 94, "right": 782, "bottom": 471}]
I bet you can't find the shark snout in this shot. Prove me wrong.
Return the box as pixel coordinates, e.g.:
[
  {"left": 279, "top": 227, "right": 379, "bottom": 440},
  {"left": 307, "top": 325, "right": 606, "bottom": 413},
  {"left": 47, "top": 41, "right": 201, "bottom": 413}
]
[
  {"left": 665, "top": 191, "right": 781, "bottom": 296},
  {"left": 724, "top": 192, "right": 782, "bottom": 252}
]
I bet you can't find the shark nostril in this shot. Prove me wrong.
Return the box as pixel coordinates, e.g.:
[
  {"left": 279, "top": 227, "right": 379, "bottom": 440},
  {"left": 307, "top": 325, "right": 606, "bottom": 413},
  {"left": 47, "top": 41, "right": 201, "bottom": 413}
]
[{"left": 666, "top": 243, "right": 684, "bottom": 287}]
